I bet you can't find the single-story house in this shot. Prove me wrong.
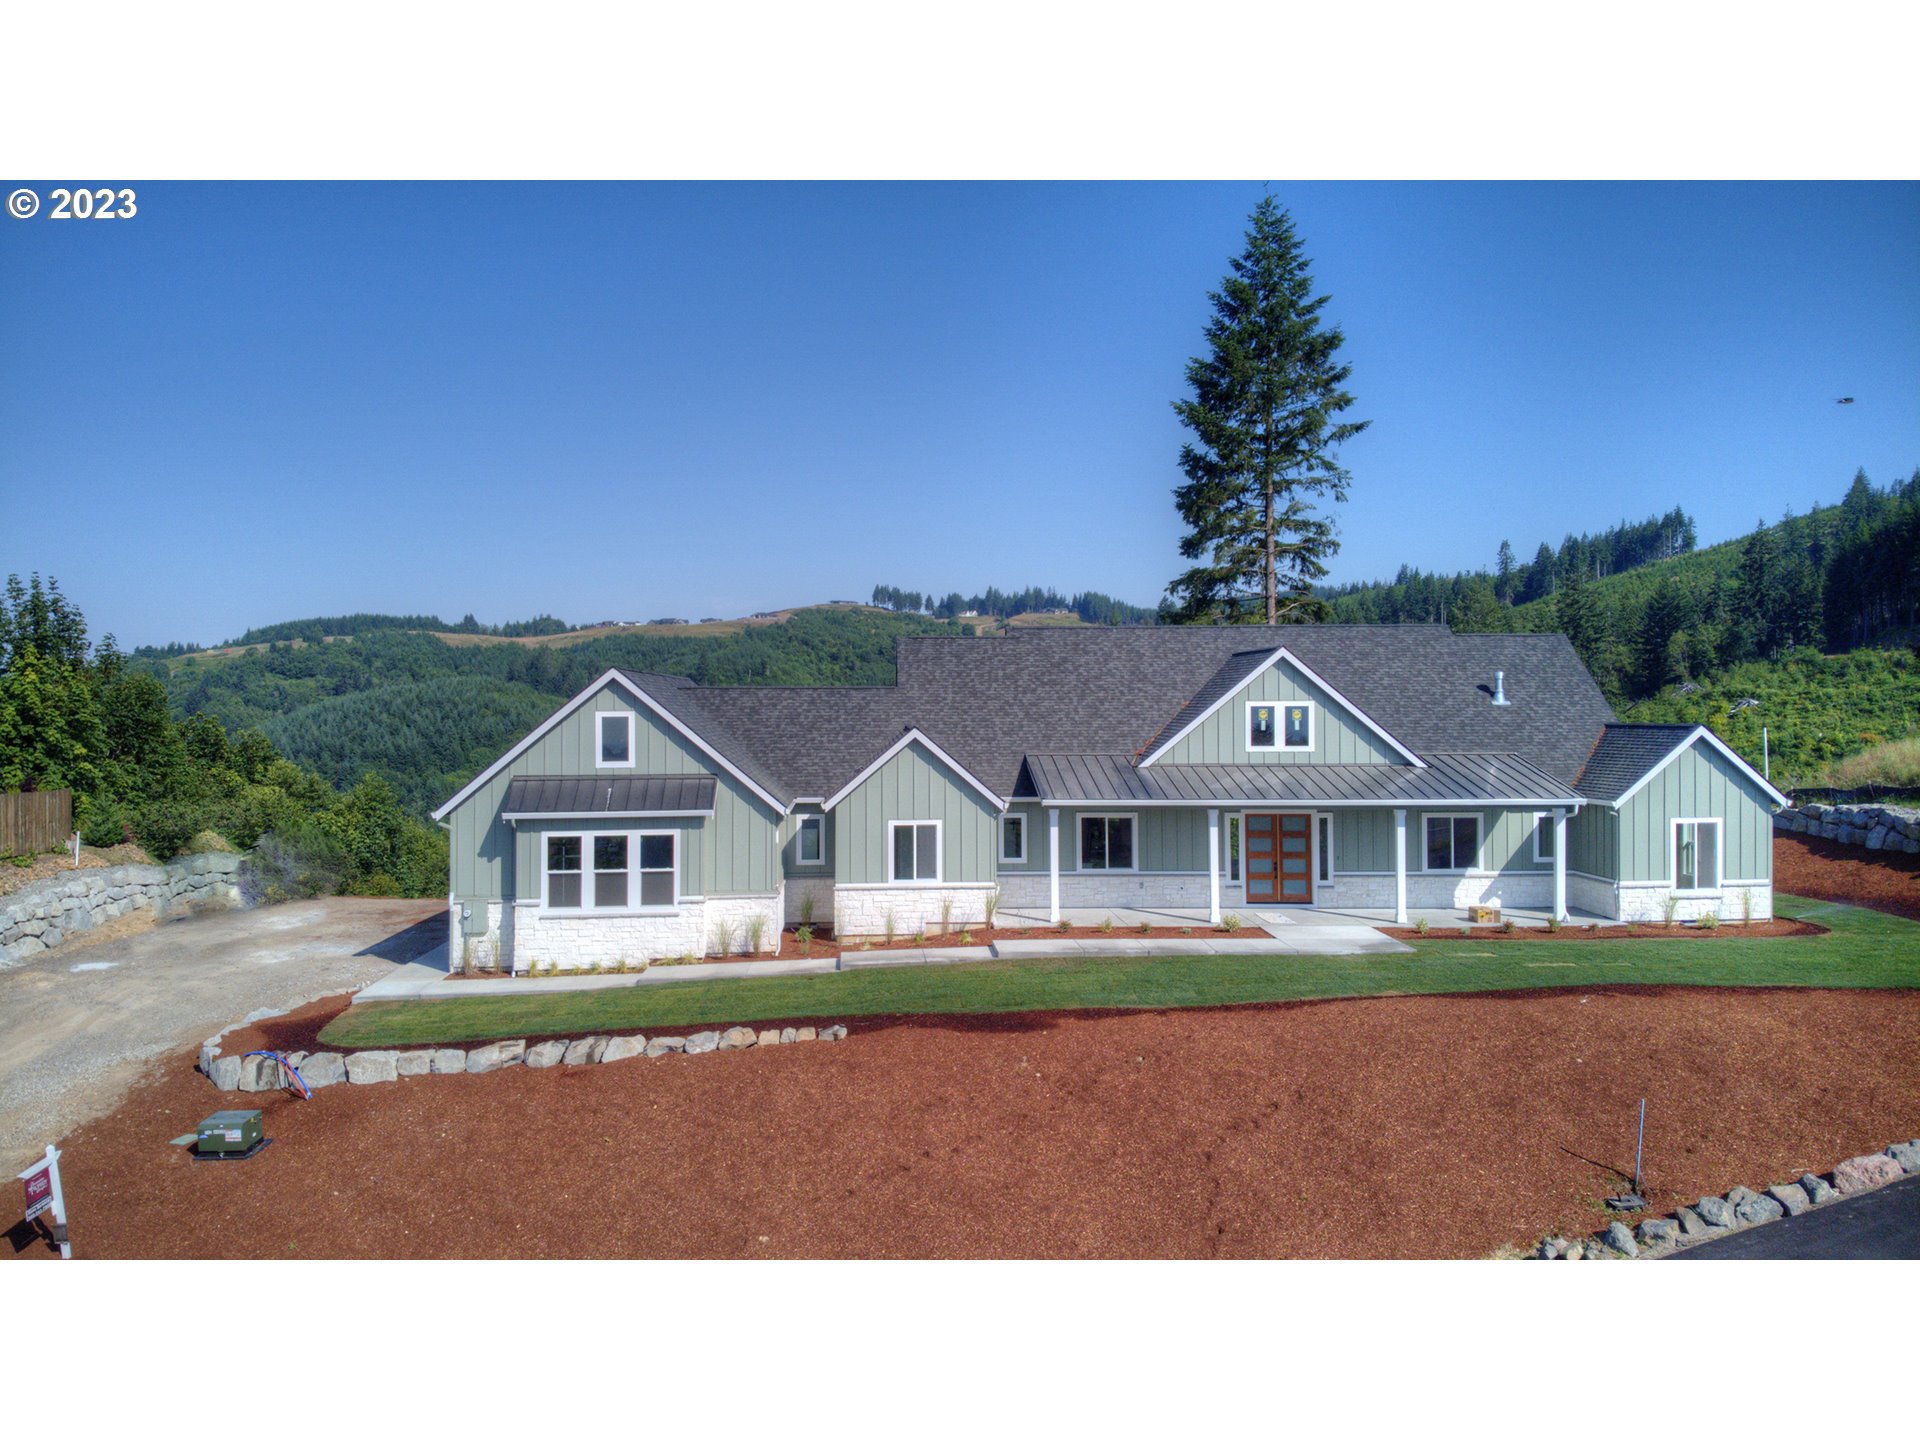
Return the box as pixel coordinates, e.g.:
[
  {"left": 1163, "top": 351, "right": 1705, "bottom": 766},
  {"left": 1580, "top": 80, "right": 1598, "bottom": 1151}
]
[{"left": 433, "top": 624, "right": 1787, "bottom": 968}]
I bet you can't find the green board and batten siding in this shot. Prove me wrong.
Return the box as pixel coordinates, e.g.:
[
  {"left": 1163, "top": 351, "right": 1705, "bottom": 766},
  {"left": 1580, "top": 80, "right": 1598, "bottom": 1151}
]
[
  {"left": 1154, "top": 660, "right": 1408, "bottom": 767},
  {"left": 1614, "top": 739, "right": 1774, "bottom": 883},
  {"left": 835, "top": 741, "right": 999, "bottom": 884},
  {"left": 444, "top": 679, "right": 781, "bottom": 907}
]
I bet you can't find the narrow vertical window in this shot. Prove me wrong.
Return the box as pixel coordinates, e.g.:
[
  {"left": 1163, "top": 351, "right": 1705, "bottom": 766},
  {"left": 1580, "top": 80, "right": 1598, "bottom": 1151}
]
[
  {"left": 593, "top": 835, "right": 629, "bottom": 908},
  {"left": 1248, "top": 704, "right": 1277, "bottom": 749},
  {"left": 1000, "top": 813, "right": 1026, "bottom": 863},
  {"left": 796, "top": 814, "right": 824, "bottom": 865},
  {"left": 1227, "top": 815, "right": 1241, "bottom": 882},
  {"left": 1675, "top": 820, "right": 1720, "bottom": 893},
  {"left": 638, "top": 833, "right": 676, "bottom": 905},
  {"left": 1317, "top": 815, "right": 1331, "bottom": 882},
  {"left": 597, "top": 712, "right": 633, "bottom": 766}
]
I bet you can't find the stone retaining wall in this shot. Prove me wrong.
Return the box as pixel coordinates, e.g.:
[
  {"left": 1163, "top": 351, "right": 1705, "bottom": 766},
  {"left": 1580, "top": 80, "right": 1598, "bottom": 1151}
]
[
  {"left": 1775, "top": 802, "right": 1920, "bottom": 854},
  {"left": 0, "top": 852, "right": 244, "bottom": 969}
]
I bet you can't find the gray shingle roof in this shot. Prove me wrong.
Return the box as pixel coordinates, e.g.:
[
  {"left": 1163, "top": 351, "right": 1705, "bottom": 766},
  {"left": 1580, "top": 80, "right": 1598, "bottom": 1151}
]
[
  {"left": 622, "top": 624, "right": 1617, "bottom": 801},
  {"left": 1573, "top": 723, "right": 1698, "bottom": 803},
  {"left": 500, "top": 774, "right": 718, "bottom": 817},
  {"left": 1021, "top": 753, "right": 1583, "bottom": 806}
]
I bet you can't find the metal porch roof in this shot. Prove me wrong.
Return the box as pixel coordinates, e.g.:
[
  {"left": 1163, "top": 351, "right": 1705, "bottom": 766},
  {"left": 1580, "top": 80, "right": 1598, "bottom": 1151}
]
[
  {"left": 1018, "top": 753, "right": 1584, "bottom": 807},
  {"left": 499, "top": 775, "right": 718, "bottom": 818}
]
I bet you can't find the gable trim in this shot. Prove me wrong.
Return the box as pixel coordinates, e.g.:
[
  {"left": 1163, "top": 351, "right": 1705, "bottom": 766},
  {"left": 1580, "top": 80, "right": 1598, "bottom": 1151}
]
[
  {"left": 432, "top": 669, "right": 788, "bottom": 821},
  {"left": 822, "top": 728, "right": 1009, "bottom": 814},
  {"left": 1608, "top": 725, "right": 1790, "bottom": 811},
  {"left": 1138, "top": 647, "right": 1425, "bottom": 768}
]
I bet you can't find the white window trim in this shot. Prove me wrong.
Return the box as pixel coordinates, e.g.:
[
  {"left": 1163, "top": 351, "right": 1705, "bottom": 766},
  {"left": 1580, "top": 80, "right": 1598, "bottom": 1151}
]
[
  {"left": 1671, "top": 817, "right": 1724, "bottom": 896},
  {"left": 541, "top": 828, "right": 680, "bottom": 914},
  {"left": 1532, "top": 811, "right": 1557, "bottom": 864},
  {"left": 1421, "top": 812, "right": 1484, "bottom": 874},
  {"left": 794, "top": 814, "right": 825, "bottom": 867},
  {"left": 594, "top": 710, "right": 636, "bottom": 770},
  {"left": 1245, "top": 699, "right": 1315, "bottom": 753},
  {"left": 999, "top": 811, "right": 1028, "bottom": 864},
  {"left": 887, "top": 819, "right": 943, "bottom": 885},
  {"left": 1075, "top": 812, "right": 1139, "bottom": 873}
]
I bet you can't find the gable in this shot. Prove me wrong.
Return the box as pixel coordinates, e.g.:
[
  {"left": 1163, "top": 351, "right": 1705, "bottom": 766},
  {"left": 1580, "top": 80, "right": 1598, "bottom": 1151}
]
[
  {"left": 1146, "top": 651, "right": 1418, "bottom": 767},
  {"left": 1615, "top": 736, "right": 1778, "bottom": 883}
]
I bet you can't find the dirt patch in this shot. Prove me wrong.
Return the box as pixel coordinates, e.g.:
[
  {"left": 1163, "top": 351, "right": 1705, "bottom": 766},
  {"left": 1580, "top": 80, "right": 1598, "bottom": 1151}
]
[
  {"left": 1776, "top": 831, "right": 1920, "bottom": 923},
  {"left": 1381, "top": 918, "right": 1825, "bottom": 942},
  {"left": 0, "top": 843, "right": 151, "bottom": 899},
  {"left": 11, "top": 986, "right": 1917, "bottom": 1259}
]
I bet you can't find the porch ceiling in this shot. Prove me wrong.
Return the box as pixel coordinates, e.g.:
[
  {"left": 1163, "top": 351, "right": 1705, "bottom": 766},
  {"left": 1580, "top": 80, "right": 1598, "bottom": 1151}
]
[{"left": 1018, "top": 752, "right": 1583, "bottom": 808}]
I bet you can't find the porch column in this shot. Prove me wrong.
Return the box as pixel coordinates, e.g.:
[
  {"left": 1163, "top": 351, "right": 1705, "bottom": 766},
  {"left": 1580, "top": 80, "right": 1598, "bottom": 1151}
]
[
  {"left": 1393, "top": 808, "right": 1408, "bottom": 926},
  {"left": 1207, "top": 808, "right": 1222, "bottom": 926},
  {"left": 1047, "top": 808, "right": 1061, "bottom": 924},
  {"left": 1553, "top": 808, "right": 1569, "bottom": 922}
]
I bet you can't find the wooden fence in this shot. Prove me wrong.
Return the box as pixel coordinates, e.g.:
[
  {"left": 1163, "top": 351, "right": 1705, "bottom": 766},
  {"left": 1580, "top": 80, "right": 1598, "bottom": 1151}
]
[{"left": 1, "top": 789, "right": 73, "bottom": 857}]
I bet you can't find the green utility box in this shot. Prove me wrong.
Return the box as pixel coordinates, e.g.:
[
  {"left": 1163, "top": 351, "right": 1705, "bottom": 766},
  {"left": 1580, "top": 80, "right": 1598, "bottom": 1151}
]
[{"left": 195, "top": 1109, "right": 264, "bottom": 1156}]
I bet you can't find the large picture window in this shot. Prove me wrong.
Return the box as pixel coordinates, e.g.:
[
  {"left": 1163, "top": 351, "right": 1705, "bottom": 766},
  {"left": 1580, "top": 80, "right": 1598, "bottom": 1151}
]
[
  {"left": 1424, "top": 814, "right": 1480, "bottom": 872},
  {"left": 1247, "top": 700, "right": 1314, "bottom": 752},
  {"left": 1079, "top": 814, "right": 1136, "bottom": 871},
  {"left": 545, "top": 830, "right": 676, "bottom": 910},
  {"left": 890, "top": 821, "right": 941, "bottom": 883},
  {"left": 596, "top": 711, "right": 634, "bottom": 768},
  {"left": 1673, "top": 819, "right": 1721, "bottom": 894}
]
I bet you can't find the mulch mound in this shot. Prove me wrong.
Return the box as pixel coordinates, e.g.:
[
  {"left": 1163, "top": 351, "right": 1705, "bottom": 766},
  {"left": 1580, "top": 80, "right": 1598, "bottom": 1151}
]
[
  {"left": 10, "top": 986, "right": 1917, "bottom": 1260},
  {"left": 1776, "top": 832, "right": 1920, "bottom": 923},
  {"left": 1381, "top": 918, "right": 1824, "bottom": 942}
]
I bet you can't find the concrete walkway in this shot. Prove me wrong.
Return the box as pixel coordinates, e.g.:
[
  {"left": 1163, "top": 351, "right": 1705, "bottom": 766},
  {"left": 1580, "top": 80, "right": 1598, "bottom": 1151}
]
[{"left": 352, "top": 923, "right": 1411, "bottom": 1004}]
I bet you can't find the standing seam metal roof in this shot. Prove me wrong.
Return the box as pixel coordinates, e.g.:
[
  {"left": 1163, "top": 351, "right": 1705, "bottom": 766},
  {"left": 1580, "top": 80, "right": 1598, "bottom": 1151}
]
[
  {"left": 1019, "top": 753, "right": 1584, "bottom": 806},
  {"left": 500, "top": 774, "right": 719, "bottom": 816}
]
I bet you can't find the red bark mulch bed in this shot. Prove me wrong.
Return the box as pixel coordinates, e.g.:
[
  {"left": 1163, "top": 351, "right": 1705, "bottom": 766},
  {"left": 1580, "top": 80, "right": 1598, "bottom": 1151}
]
[
  {"left": 1775, "top": 831, "right": 1920, "bottom": 924},
  {"left": 10, "top": 985, "right": 1917, "bottom": 1259},
  {"left": 1381, "top": 918, "right": 1825, "bottom": 942}
]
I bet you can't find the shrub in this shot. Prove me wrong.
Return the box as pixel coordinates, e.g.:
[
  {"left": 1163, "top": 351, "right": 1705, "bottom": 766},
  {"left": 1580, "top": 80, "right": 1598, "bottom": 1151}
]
[
  {"left": 1220, "top": 913, "right": 1244, "bottom": 934},
  {"left": 78, "top": 794, "right": 129, "bottom": 849},
  {"left": 711, "top": 917, "right": 735, "bottom": 955},
  {"left": 1662, "top": 894, "right": 1680, "bottom": 926},
  {"left": 1138, "top": 921, "right": 1152, "bottom": 935},
  {"left": 983, "top": 888, "right": 999, "bottom": 928},
  {"left": 128, "top": 798, "right": 206, "bottom": 861},
  {"left": 940, "top": 897, "right": 954, "bottom": 934},
  {"left": 957, "top": 928, "right": 973, "bottom": 945},
  {"left": 1413, "top": 917, "right": 1429, "bottom": 935},
  {"left": 1098, "top": 914, "right": 1115, "bottom": 934},
  {"left": 1056, "top": 919, "right": 1071, "bottom": 934},
  {"left": 883, "top": 911, "right": 897, "bottom": 946},
  {"left": 796, "top": 924, "right": 814, "bottom": 956},
  {"left": 1545, "top": 914, "right": 1561, "bottom": 934},
  {"left": 1741, "top": 887, "right": 1755, "bottom": 923},
  {"left": 746, "top": 915, "right": 768, "bottom": 954},
  {"left": 1500, "top": 918, "right": 1516, "bottom": 935},
  {"left": 799, "top": 890, "right": 816, "bottom": 927},
  {"left": 1697, "top": 910, "right": 1719, "bottom": 930},
  {"left": 242, "top": 823, "right": 348, "bottom": 904}
]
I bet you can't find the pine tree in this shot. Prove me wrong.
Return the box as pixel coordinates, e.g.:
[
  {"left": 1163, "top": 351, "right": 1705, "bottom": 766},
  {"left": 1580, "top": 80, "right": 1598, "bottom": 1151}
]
[
  {"left": 1166, "top": 196, "right": 1368, "bottom": 624},
  {"left": 1494, "top": 540, "right": 1517, "bottom": 604},
  {"left": 1555, "top": 567, "right": 1607, "bottom": 674}
]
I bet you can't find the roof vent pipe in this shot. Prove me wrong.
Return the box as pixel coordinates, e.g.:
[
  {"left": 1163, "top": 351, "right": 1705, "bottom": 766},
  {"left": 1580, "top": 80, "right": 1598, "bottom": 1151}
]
[{"left": 1491, "top": 671, "right": 1511, "bottom": 707}]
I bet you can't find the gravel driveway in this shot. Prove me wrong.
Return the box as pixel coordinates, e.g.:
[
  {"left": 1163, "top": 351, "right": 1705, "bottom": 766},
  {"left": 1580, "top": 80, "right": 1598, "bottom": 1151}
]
[{"left": 0, "top": 897, "right": 443, "bottom": 1173}]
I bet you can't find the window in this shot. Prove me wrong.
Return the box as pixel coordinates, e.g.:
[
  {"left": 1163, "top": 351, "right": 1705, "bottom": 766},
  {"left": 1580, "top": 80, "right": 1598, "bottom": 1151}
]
[
  {"left": 1317, "top": 814, "right": 1332, "bottom": 882},
  {"left": 795, "top": 814, "right": 824, "bottom": 866},
  {"left": 1674, "top": 819, "right": 1721, "bottom": 894},
  {"left": 596, "top": 711, "right": 634, "bottom": 768},
  {"left": 545, "top": 830, "right": 676, "bottom": 910},
  {"left": 890, "top": 821, "right": 940, "bottom": 883},
  {"left": 1247, "top": 700, "right": 1314, "bottom": 751},
  {"left": 1533, "top": 812, "right": 1557, "bottom": 863},
  {"left": 1000, "top": 812, "right": 1026, "bottom": 863},
  {"left": 1227, "top": 815, "right": 1241, "bottom": 882},
  {"left": 1424, "top": 814, "right": 1480, "bottom": 872},
  {"left": 1079, "top": 813, "right": 1136, "bottom": 871}
]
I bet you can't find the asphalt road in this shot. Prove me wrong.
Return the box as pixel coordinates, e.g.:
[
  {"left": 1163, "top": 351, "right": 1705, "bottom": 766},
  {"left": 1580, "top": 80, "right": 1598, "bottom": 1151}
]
[
  {"left": 1669, "top": 1173, "right": 1920, "bottom": 1259},
  {"left": 0, "top": 897, "right": 443, "bottom": 1173}
]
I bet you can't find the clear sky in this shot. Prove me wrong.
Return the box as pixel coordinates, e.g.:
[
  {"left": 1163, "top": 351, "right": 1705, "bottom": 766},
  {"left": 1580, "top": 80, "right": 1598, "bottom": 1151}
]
[{"left": 4, "top": 181, "right": 1915, "bottom": 648}]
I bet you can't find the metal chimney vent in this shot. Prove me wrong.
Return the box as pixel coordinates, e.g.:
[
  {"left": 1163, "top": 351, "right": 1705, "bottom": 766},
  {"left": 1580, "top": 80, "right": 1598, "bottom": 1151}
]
[{"left": 1491, "top": 670, "right": 1511, "bottom": 706}]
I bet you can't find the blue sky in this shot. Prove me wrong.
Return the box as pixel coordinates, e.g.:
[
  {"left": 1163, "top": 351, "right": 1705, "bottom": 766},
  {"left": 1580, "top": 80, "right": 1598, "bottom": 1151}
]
[{"left": 3, "top": 181, "right": 1915, "bottom": 648}]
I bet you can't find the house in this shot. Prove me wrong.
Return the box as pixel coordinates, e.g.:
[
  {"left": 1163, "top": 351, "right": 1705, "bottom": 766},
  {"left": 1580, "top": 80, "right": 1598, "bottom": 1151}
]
[{"left": 433, "top": 625, "right": 1787, "bottom": 968}]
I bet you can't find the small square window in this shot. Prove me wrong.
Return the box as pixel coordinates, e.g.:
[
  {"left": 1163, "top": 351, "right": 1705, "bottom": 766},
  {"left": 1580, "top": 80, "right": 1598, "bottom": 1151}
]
[
  {"left": 1079, "top": 815, "right": 1135, "bottom": 871},
  {"left": 1424, "top": 815, "right": 1479, "bottom": 872},
  {"left": 890, "top": 821, "right": 940, "bottom": 882}
]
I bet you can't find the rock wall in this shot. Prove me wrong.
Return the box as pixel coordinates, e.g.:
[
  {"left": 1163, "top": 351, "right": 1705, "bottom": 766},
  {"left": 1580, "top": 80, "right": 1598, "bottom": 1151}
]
[
  {"left": 0, "top": 852, "right": 245, "bottom": 968},
  {"left": 1775, "top": 802, "right": 1920, "bottom": 854}
]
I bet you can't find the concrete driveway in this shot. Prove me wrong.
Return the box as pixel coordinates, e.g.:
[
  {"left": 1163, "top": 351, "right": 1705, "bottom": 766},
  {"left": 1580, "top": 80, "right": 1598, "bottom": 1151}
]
[{"left": 0, "top": 897, "right": 443, "bottom": 1173}]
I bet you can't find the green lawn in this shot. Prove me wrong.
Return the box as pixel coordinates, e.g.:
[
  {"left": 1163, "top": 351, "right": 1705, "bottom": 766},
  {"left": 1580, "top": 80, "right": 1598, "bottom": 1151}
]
[{"left": 318, "top": 894, "right": 1920, "bottom": 1050}]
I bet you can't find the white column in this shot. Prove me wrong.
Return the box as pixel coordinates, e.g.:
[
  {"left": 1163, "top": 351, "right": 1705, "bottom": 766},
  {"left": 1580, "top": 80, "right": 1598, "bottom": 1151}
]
[
  {"left": 1393, "top": 808, "right": 1408, "bottom": 925},
  {"left": 1553, "top": 808, "right": 1569, "bottom": 922},
  {"left": 1207, "top": 808, "right": 1222, "bottom": 926},
  {"left": 1047, "top": 808, "right": 1061, "bottom": 924}
]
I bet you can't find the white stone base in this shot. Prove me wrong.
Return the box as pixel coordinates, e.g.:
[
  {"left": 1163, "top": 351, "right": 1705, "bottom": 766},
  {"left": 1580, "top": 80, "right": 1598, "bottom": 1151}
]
[
  {"left": 833, "top": 884, "right": 995, "bottom": 937},
  {"left": 1613, "top": 880, "right": 1772, "bottom": 925},
  {"left": 476, "top": 889, "right": 787, "bottom": 972},
  {"left": 995, "top": 873, "right": 1216, "bottom": 910}
]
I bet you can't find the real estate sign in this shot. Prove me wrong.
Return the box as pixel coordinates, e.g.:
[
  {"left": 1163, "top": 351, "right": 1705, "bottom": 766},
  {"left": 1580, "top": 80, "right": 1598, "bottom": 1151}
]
[{"left": 22, "top": 1164, "right": 53, "bottom": 1222}]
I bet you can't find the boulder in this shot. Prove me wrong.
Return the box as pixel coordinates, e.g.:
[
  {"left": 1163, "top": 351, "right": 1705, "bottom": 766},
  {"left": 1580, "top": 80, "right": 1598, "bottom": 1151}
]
[
  {"left": 645, "top": 1036, "right": 687, "bottom": 1057},
  {"left": 1799, "top": 1173, "right": 1836, "bottom": 1205},
  {"left": 1536, "top": 1236, "right": 1566, "bottom": 1260},
  {"left": 1725, "top": 1186, "right": 1758, "bottom": 1208},
  {"left": 466, "top": 1039, "right": 526, "bottom": 1073},
  {"left": 301, "top": 1052, "right": 346, "bottom": 1088},
  {"left": 243, "top": 1006, "right": 286, "bottom": 1025},
  {"left": 563, "top": 1036, "right": 608, "bottom": 1065},
  {"left": 199, "top": 1042, "right": 220, "bottom": 1076},
  {"left": 1695, "top": 1195, "right": 1735, "bottom": 1228},
  {"left": 718, "top": 1026, "right": 756, "bottom": 1050},
  {"left": 1866, "top": 826, "right": 1889, "bottom": 850},
  {"left": 601, "top": 1036, "right": 646, "bottom": 1063},
  {"left": 395, "top": 1050, "right": 434, "bottom": 1077},
  {"left": 779, "top": 1027, "right": 799, "bottom": 1044},
  {"left": 1636, "top": 1218, "right": 1678, "bottom": 1246},
  {"left": 345, "top": 1051, "right": 398, "bottom": 1084},
  {"left": 208, "top": 1055, "right": 243, "bottom": 1091},
  {"left": 756, "top": 1029, "right": 781, "bottom": 1047},
  {"left": 1886, "top": 1140, "right": 1920, "bottom": 1174},
  {"left": 685, "top": 1031, "right": 720, "bottom": 1055},
  {"left": 1563, "top": 1243, "right": 1585, "bottom": 1260},
  {"left": 821, "top": 1024, "right": 847, "bottom": 1042},
  {"left": 238, "top": 1054, "right": 286, "bottom": 1092},
  {"left": 1734, "top": 1194, "right": 1785, "bottom": 1226},
  {"left": 795, "top": 1026, "right": 817, "bottom": 1043},
  {"left": 1604, "top": 1221, "right": 1639, "bottom": 1257},
  {"left": 1767, "top": 1183, "right": 1811, "bottom": 1217},
  {"left": 525, "top": 1040, "right": 568, "bottom": 1069},
  {"left": 1834, "top": 1153, "right": 1903, "bottom": 1194},
  {"left": 431, "top": 1049, "right": 468, "bottom": 1075}
]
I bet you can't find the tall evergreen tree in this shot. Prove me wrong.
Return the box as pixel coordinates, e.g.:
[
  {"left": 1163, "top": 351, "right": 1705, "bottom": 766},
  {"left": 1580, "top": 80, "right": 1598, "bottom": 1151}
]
[
  {"left": 1165, "top": 196, "right": 1368, "bottom": 624},
  {"left": 1494, "top": 540, "right": 1517, "bottom": 603}
]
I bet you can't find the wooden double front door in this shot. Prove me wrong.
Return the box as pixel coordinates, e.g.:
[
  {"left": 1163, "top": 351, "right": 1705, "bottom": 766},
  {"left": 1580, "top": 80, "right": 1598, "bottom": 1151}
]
[{"left": 1244, "top": 812, "right": 1313, "bottom": 904}]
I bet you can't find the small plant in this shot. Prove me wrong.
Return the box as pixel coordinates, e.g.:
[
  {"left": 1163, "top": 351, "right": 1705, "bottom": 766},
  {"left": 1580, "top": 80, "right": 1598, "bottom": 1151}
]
[
  {"left": 1697, "top": 910, "right": 1719, "bottom": 930},
  {"left": 983, "top": 888, "right": 999, "bottom": 928},
  {"left": 1545, "top": 914, "right": 1561, "bottom": 934},
  {"left": 917, "top": 922, "right": 929, "bottom": 946},
  {"left": 799, "top": 890, "right": 816, "bottom": 927},
  {"left": 1459, "top": 925, "right": 1473, "bottom": 938},
  {"left": 1413, "top": 917, "right": 1429, "bottom": 935},
  {"left": 1098, "top": 914, "right": 1116, "bottom": 935},
  {"left": 712, "top": 917, "right": 735, "bottom": 955},
  {"left": 1740, "top": 886, "right": 1755, "bottom": 923},
  {"left": 1662, "top": 893, "right": 1679, "bottom": 927},
  {"left": 957, "top": 928, "right": 974, "bottom": 945},
  {"left": 1220, "top": 913, "right": 1244, "bottom": 934},
  {"left": 939, "top": 897, "right": 954, "bottom": 935},
  {"left": 883, "top": 910, "right": 897, "bottom": 946},
  {"left": 1056, "top": 919, "right": 1072, "bottom": 934},
  {"left": 796, "top": 923, "right": 814, "bottom": 956},
  {"left": 1138, "top": 921, "right": 1152, "bottom": 935},
  {"left": 1180, "top": 926, "right": 1193, "bottom": 936},
  {"left": 746, "top": 915, "right": 768, "bottom": 954}
]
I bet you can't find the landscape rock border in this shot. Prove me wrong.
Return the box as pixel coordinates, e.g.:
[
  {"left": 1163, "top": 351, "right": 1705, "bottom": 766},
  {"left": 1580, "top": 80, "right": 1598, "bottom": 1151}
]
[
  {"left": 1775, "top": 802, "right": 1920, "bottom": 855},
  {"left": 201, "top": 1021, "right": 849, "bottom": 1091},
  {"left": 1, "top": 852, "right": 245, "bottom": 969},
  {"left": 1529, "top": 1137, "right": 1920, "bottom": 1259}
]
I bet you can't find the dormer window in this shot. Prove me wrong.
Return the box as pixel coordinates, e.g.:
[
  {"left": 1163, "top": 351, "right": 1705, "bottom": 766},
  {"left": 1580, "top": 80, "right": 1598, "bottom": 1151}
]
[
  {"left": 596, "top": 711, "right": 635, "bottom": 768},
  {"left": 1248, "top": 700, "right": 1313, "bottom": 752}
]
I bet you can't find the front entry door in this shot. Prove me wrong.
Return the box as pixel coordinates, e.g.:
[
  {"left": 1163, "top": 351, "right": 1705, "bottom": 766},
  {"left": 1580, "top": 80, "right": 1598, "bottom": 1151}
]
[{"left": 1245, "top": 813, "right": 1312, "bottom": 904}]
